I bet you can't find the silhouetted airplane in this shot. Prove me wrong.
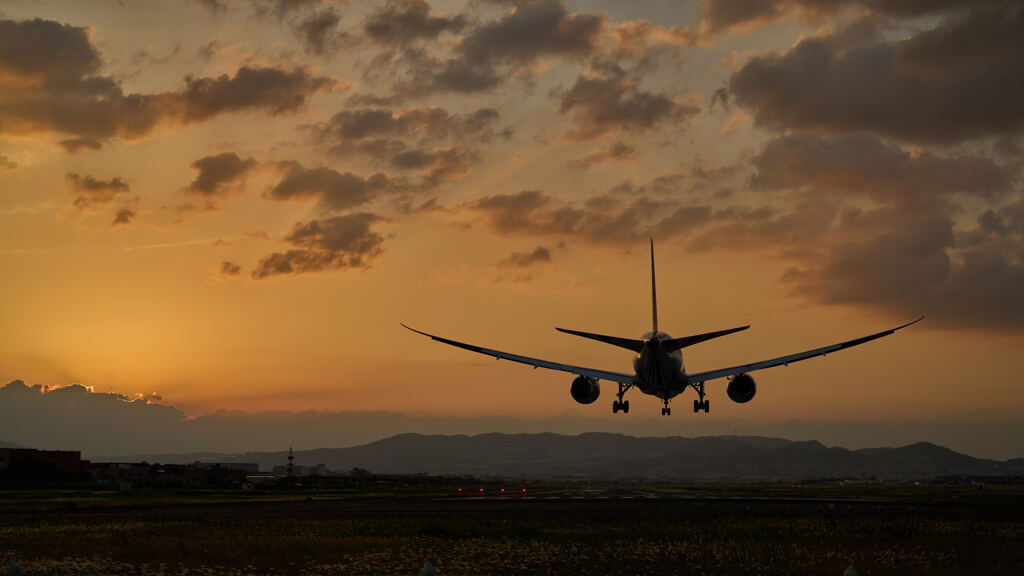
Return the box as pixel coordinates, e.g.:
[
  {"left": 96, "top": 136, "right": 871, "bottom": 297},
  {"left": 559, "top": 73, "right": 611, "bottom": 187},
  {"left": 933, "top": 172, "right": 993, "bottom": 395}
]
[{"left": 403, "top": 240, "right": 923, "bottom": 416}]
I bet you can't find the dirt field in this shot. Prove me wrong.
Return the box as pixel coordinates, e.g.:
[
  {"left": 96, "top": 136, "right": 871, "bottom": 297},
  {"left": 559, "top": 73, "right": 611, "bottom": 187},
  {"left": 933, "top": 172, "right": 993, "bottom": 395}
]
[{"left": 1, "top": 485, "right": 1021, "bottom": 575}]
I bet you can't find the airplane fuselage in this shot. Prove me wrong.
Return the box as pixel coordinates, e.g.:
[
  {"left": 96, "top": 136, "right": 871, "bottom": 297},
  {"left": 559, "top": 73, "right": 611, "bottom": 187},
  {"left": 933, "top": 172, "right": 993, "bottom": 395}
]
[{"left": 633, "top": 332, "right": 686, "bottom": 400}]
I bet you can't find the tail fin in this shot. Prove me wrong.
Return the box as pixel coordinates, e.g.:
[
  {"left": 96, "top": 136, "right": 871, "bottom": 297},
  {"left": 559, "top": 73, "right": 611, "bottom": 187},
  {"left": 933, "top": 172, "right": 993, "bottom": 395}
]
[{"left": 650, "top": 237, "right": 658, "bottom": 334}]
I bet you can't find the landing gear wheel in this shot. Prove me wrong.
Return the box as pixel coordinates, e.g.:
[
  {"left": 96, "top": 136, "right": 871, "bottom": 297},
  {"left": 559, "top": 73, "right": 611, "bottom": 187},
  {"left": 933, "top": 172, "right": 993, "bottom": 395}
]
[
  {"left": 661, "top": 407, "right": 671, "bottom": 416},
  {"left": 612, "top": 401, "right": 620, "bottom": 413},
  {"left": 693, "top": 399, "right": 700, "bottom": 413},
  {"left": 693, "top": 399, "right": 710, "bottom": 413},
  {"left": 622, "top": 401, "right": 629, "bottom": 414},
  {"left": 703, "top": 400, "right": 710, "bottom": 413}
]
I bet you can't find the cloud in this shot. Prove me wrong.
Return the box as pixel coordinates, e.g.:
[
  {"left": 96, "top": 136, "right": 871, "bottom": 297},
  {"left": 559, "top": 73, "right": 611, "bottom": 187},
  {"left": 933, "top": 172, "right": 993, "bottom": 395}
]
[
  {"left": 568, "top": 141, "right": 636, "bottom": 169},
  {"left": 250, "top": 0, "right": 348, "bottom": 19},
  {"left": 727, "top": 5, "right": 1024, "bottom": 143},
  {"left": 184, "top": 152, "right": 258, "bottom": 198},
  {"left": 0, "top": 156, "right": 16, "bottom": 171},
  {"left": 456, "top": 0, "right": 603, "bottom": 66},
  {"left": 750, "top": 134, "right": 1017, "bottom": 204},
  {"left": 251, "top": 212, "right": 385, "bottom": 278},
  {"left": 558, "top": 65, "right": 700, "bottom": 140},
  {"left": 781, "top": 211, "right": 1024, "bottom": 331},
  {"left": 312, "top": 106, "right": 498, "bottom": 183},
  {"left": 496, "top": 246, "right": 554, "bottom": 269},
  {"left": 292, "top": 9, "right": 347, "bottom": 56},
  {"left": 313, "top": 107, "right": 502, "bottom": 170},
  {"left": 463, "top": 189, "right": 673, "bottom": 246},
  {"left": 697, "top": 0, "right": 1004, "bottom": 36},
  {"left": 267, "top": 162, "right": 401, "bottom": 211},
  {"left": 179, "top": 65, "right": 339, "bottom": 121},
  {"left": 219, "top": 261, "right": 243, "bottom": 276},
  {"left": 362, "top": 0, "right": 465, "bottom": 45},
  {"left": 610, "top": 18, "right": 697, "bottom": 56},
  {"left": 67, "top": 173, "right": 130, "bottom": 210},
  {"left": 388, "top": 0, "right": 605, "bottom": 96},
  {"left": 111, "top": 208, "right": 136, "bottom": 227},
  {"left": 0, "top": 18, "right": 339, "bottom": 142},
  {"left": 58, "top": 137, "right": 103, "bottom": 153},
  {"left": 490, "top": 245, "right": 557, "bottom": 283}
]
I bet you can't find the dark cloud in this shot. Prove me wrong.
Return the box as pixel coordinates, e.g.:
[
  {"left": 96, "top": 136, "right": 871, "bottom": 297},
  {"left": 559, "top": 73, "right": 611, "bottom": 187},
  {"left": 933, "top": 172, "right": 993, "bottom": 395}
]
[
  {"left": 497, "top": 246, "right": 553, "bottom": 269},
  {"left": 728, "top": 4, "right": 1024, "bottom": 143},
  {"left": 751, "top": 134, "right": 1017, "bottom": 203},
  {"left": 0, "top": 19, "right": 338, "bottom": 142},
  {"left": 184, "top": 152, "right": 257, "bottom": 198},
  {"left": 59, "top": 137, "right": 103, "bottom": 153},
  {"left": 782, "top": 212, "right": 1024, "bottom": 331},
  {"left": 316, "top": 106, "right": 500, "bottom": 146},
  {"left": 219, "top": 261, "right": 243, "bottom": 276},
  {"left": 559, "top": 66, "right": 700, "bottom": 140},
  {"left": 292, "top": 9, "right": 347, "bottom": 56},
  {"left": 252, "top": 212, "right": 385, "bottom": 278},
  {"left": 363, "top": 0, "right": 465, "bottom": 44},
  {"left": 313, "top": 106, "right": 498, "bottom": 183},
  {"left": 180, "top": 65, "right": 339, "bottom": 121},
  {"left": 391, "top": 48, "right": 504, "bottom": 95},
  {"left": 457, "top": 0, "right": 603, "bottom": 66},
  {"left": 568, "top": 141, "right": 636, "bottom": 169},
  {"left": 491, "top": 245, "right": 556, "bottom": 282},
  {"left": 267, "top": 163, "right": 400, "bottom": 211},
  {"left": 464, "top": 189, "right": 674, "bottom": 246},
  {"left": 388, "top": 0, "right": 605, "bottom": 96},
  {"left": 251, "top": 0, "right": 348, "bottom": 19},
  {"left": 111, "top": 208, "right": 136, "bottom": 227},
  {"left": 67, "top": 173, "right": 130, "bottom": 210},
  {"left": 392, "top": 146, "right": 478, "bottom": 186},
  {"left": 698, "top": 0, "right": 1006, "bottom": 35}
]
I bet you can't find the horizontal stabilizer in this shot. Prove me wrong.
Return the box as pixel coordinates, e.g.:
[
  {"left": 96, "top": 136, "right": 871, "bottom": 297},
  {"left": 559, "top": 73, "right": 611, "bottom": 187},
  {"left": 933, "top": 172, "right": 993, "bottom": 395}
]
[
  {"left": 555, "top": 327, "right": 645, "bottom": 352},
  {"left": 663, "top": 325, "right": 750, "bottom": 351}
]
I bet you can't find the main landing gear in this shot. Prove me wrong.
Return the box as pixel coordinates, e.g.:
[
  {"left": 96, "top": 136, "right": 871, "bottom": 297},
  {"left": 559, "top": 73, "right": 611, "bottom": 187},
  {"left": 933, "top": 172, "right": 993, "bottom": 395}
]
[
  {"left": 691, "top": 380, "right": 709, "bottom": 413},
  {"left": 661, "top": 398, "right": 671, "bottom": 416},
  {"left": 612, "top": 381, "right": 634, "bottom": 414}
]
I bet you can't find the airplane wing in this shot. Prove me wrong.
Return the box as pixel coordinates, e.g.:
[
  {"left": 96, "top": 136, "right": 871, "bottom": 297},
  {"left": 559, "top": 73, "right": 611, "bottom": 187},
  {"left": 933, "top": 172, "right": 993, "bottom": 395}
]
[
  {"left": 402, "top": 324, "right": 636, "bottom": 385},
  {"left": 686, "top": 316, "right": 925, "bottom": 384}
]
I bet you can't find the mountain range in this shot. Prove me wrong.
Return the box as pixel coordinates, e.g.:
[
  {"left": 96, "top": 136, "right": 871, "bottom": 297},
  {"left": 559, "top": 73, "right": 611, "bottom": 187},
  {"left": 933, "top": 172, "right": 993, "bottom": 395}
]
[{"left": 91, "top": 433, "right": 1024, "bottom": 481}]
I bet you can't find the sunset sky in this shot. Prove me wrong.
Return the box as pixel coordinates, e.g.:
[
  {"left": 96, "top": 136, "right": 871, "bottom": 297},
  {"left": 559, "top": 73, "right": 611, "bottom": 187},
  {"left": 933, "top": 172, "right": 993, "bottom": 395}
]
[{"left": 1, "top": 0, "right": 1022, "bottom": 441}]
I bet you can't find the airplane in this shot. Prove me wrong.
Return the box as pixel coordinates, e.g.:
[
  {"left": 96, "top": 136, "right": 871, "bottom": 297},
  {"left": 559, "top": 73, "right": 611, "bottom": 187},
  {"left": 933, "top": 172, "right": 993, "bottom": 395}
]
[{"left": 403, "top": 239, "right": 923, "bottom": 416}]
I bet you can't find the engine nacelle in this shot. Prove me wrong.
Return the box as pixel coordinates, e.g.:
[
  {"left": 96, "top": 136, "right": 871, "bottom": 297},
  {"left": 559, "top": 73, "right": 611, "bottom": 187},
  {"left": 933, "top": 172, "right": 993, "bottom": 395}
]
[
  {"left": 570, "top": 375, "right": 600, "bottom": 404},
  {"left": 727, "top": 373, "right": 757, "bottom": 403}
]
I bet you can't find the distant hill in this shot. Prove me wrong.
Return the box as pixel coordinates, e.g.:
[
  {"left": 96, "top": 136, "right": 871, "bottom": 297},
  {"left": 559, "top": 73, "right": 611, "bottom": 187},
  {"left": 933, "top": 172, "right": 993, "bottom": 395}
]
[
  {"left": 107, "top": 433, "right": 1024, "bottom": 481},
  {"left": 0, "top": 440, "right": 25, "bottom": 449}
]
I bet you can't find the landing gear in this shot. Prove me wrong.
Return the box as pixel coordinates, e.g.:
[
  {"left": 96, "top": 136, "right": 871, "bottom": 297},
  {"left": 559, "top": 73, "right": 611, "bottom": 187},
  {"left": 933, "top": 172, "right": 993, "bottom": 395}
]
[
  {"left": 611, "top": 381, "right": 634, "bottom": 414},
  {"left": 690, "top": 381, "right": 710, "bottom": 413},
  {"left": 661, "top": 398, "right": 671, "bottom": 416}
]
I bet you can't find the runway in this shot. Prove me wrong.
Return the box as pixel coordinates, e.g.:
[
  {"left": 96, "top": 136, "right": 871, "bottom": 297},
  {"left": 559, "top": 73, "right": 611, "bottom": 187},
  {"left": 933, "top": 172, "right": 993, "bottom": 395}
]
[{"left": 440, "top": 485, "right": 901, "bottom": 506}]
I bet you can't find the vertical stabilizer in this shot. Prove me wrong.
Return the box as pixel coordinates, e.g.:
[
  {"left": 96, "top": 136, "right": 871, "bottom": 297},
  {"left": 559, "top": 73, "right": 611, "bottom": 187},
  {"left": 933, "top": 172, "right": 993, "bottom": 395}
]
[{"left": 650, "top": 237, "right": 658, "bottom": 334}]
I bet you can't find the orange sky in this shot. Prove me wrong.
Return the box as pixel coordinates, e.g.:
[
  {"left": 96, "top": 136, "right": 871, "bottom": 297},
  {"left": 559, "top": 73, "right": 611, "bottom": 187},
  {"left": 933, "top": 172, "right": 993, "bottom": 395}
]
[{"left": 1, "top": 0, "right": 1022, "bottom": 426}]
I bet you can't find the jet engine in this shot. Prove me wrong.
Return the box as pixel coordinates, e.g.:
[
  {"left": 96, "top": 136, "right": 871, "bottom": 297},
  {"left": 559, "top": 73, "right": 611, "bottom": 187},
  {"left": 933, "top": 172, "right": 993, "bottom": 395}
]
[
  {"left": 570, "top": 375, "right": 600, "bottom": 404},
  {"left": 727, "top": 373, "right": 756, "bottom": 403}
]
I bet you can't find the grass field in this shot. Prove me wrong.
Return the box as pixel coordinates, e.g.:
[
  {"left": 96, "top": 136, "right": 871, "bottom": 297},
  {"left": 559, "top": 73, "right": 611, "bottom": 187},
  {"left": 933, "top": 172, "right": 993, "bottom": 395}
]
[{"left": 1, "top": 485, "right": 1021, "bottom": 575}]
